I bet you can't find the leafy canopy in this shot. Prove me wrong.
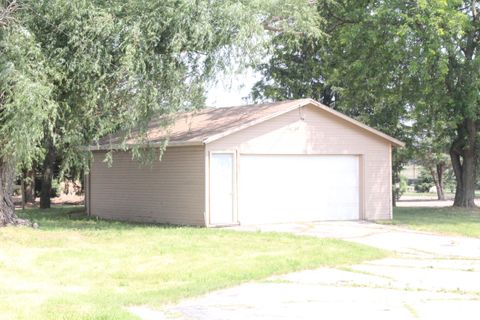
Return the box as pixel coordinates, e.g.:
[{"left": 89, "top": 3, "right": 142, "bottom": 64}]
[
  {"left": 252, "top": 1, "right": 480, "bottom": 192},
  {"left": 1, "top": 0, "right": 324, "bottom": 172}
]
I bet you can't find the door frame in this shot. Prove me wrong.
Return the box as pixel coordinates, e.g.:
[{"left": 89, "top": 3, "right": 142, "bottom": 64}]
[{"left": 208, "top": 151, "right": 238, "bottom": 226}]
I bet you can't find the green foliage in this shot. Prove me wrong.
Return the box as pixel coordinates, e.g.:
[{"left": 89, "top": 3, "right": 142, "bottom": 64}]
[
  {"left": 412, "top": 111, "right": 452, "bottom": 187},
  {"left": 397, "top": 175, "right": 408, "bottom": 199},
  {"left": 414, "top": 169, "right": 434, "bottom": 193},
  {"left": 50, "top": 178, "right": 59, "bottom": 198},
  {"left": 1, "top": 0, "right": 324, "bottom": 177},
  {"left": 444, "top": 169, "right": 456, "bottom": 193},
  {"left": 0, "top": 14, "right": 56, "bottom": 167},
  {"left": 252, "top": 33, "right": 334, "bottom": 105},
  {"left": 327, "top": 0, "right": 480, "bottom": 203},
  {"left": 392, "top": 145, "right": 415, "bottom": 201},
  {"left": 251, "top": 1, "right": 480, "bottom": 204},
  {"left": 251, "top": 0, "right": 414, "bottom": 197}
]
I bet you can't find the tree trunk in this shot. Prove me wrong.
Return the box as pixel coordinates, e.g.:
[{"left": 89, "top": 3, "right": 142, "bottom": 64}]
[
  {"left": 0, "top": 158, "right": 17, "bottom": 226},
  {"left": 392, "top": 170, "right": 399, "bottom": 207},
  {"left": 40, "top": 143, "right": 55, "bottom": 209},
  {"left": 25, "top": 168, "right": 36, "bottom": 204},
  {"left": 430, "top": 162, "right": 446, "bottom": 201},
  {"left": 21, "top": 171, "right": 26, "bottom": 210},
  {"left": 450, "top": 119, "right": 477, "bottom": 208},
  {"left": 436, "top": 162, "right": 446, "bottom": 201},
  {"left": 0, "top": 158, "right": 33, "bottom": 227},
  {"left": 21, "top": 168, "right": 36, "bottom": 207}
]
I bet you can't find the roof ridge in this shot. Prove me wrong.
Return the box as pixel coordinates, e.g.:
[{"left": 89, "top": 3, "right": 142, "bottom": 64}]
[
  {"left": 207, "top": 99, "right": 304, "bottom": 109},
  {"left": 89, "top": 99, "right": 404, "bottom": 150}
]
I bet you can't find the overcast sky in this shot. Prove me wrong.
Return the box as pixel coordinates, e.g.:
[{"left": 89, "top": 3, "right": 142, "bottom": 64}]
[{"left": 205, "top": 68, "right": 262, "bottom": 108}]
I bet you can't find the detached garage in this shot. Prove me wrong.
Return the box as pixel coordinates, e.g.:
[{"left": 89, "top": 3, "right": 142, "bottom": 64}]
[{"left": 86, "top": 98, "right": 404, "bottom": 226}]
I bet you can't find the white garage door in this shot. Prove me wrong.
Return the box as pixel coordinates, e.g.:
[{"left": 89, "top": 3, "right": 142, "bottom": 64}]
[{"left": 239, "top": 155, "right": 359, "bottom": 224}]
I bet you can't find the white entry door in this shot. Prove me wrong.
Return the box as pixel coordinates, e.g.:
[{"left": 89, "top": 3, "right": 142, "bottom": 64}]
[
  {"left": 209, "top": 153, "right": 235, "bottom": 225},
  {"left": 239, "top": 155, "right": 359, "bottom": 224}
]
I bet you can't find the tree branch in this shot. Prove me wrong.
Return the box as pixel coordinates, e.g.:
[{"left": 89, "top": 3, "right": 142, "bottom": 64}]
[
  {"left": 261, "top": 1, "right": 318, "bottom": 35},
  {"left": 262, "top": 16, "right": 286, "bottom": 33},
  {"left": 0, "top": 0, "right": 18, "bottom": 28},
  {"left": 262, "top": 16, "right": 309, "bottom": 36},
  {"left": 472, "top": 0, "right": 477, "bottom": 22}
]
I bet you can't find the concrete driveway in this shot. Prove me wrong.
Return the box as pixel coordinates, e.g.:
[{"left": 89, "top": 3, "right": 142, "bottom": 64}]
[{"left": 130, "top": 222, "right": 480, "bottom": 320}]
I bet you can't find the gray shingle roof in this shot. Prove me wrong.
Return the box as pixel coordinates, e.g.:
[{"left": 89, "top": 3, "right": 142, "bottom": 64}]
[{"left": 91, "top": 98, "right": 404, "bottom": 149}]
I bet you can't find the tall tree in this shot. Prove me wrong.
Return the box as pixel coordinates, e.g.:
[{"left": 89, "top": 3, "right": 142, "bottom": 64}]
[
  {"left": 413, "top": 105, "right": 452, "bottom": 200},
  {"left": 254, "top": 0, "right": 479, "bottom": 208},
  {"left": 414, "top": 135, "right": 450, "bottom": 200},
  {"left": 328, "top": 0, "right": 480, "bottom": 207},
  {"left": 1, "top": 0, "right": 56, "bottom": 225},
  {"left": 0, "top": 0, "right": 323, "bottom": 224},
  {"left": 252, "top": 33, "right": 335, "bottom": 106},
  {"left": 252, "top": 1, "right": 412, "bottom": 207}
]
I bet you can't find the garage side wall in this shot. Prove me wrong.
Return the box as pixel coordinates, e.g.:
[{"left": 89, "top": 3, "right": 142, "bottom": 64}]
[
  {"left": 206, "top": 105, "right": 392, "bottom": 220},
  {"left": 89, "top": 146, "right": 205, "bottom": 225}
]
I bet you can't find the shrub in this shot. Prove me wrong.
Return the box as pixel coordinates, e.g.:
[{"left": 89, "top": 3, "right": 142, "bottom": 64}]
[{"left": 414, "top": 170, "right": 434, "bottom": 193}]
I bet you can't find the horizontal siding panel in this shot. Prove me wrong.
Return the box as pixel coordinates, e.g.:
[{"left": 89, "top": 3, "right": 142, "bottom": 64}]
[{"left": 90, "top": 146, "right": 205, "bottom": 226}]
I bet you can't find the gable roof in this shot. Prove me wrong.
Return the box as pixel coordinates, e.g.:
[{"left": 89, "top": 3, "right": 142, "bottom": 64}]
[{"left": 91, "top": 98, "right": 404, "bottom": 150}]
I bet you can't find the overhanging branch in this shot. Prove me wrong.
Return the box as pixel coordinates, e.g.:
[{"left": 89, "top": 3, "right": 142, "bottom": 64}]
[{"left": 0, "top": 0, "right": 18, "bottom": 28}]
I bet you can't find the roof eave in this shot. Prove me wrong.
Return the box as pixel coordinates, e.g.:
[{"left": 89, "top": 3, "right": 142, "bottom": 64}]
[
  {"left": 87, "top": 140, "right": 204, "bottom": 151},
  {"left": 304, "top": 99, "right": 405, "bottom": 148},
  {"left": 203, "top": 99, "right": 311, "bottom": 144},
  {"left": 203, "top": 98, "right": 405, "bottom": 147},
  {"left": 88, "top": 98, "right": 405, "bottom": 150}
]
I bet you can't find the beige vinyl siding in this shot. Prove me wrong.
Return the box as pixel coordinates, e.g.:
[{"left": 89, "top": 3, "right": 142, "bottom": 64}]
[
  {"left": 89, "top": 146, "right": 205, "bottom": 225},
  {"left": 206, "top": 105, "right": 392, "bottom": 220}
]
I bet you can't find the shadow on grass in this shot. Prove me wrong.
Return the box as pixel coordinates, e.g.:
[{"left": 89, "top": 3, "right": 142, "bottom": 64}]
[{"left": 16, "top": 205, "right": 185, "bottom": 232}]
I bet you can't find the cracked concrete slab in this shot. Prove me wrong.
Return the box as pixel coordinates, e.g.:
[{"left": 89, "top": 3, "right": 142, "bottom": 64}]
[{"left": 129, "top": 222, "right": 480, "bottom": 320}]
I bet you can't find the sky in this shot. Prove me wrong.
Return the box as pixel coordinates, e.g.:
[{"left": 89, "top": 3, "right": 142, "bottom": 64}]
[{"left": 205, "top": 68, "right": 262, "bottom": 108}]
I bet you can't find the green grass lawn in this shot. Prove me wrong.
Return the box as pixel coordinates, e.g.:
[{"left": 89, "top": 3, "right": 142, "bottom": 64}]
[
  {"left": 390, "top": 207, "right": 480, "bottom": 238},
  {"left": 0, "top": 206, "right": 386, "bottom": 320},
  {"left": 401, "top": 190, "right": 480, "bottom": 198}
]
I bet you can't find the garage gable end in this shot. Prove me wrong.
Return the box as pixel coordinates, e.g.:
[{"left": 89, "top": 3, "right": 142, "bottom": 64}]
[
  {"left": 204, "top": 99, "right": 404, "bottom": 148},
  {"left": 206, "top": 105, "right": 393, "bottom": 222},
  {"left": 206, "top": 104, "right": 391, "bottom": 155}
]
